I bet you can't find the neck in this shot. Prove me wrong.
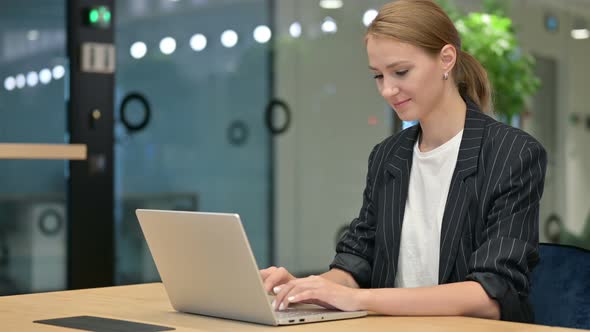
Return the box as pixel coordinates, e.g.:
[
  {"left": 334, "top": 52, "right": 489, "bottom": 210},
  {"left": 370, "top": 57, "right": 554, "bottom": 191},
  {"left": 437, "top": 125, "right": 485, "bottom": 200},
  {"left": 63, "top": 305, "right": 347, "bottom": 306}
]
[{"left": 418, "top": 88, "right": 466, "bottom": 152}]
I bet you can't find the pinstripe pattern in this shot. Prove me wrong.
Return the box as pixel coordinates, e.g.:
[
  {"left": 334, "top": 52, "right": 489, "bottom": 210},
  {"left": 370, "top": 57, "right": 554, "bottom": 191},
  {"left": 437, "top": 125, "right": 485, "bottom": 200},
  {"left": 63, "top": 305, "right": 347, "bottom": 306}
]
[{"left": 330, "top": 99, "right": 547, "bottom": 322}]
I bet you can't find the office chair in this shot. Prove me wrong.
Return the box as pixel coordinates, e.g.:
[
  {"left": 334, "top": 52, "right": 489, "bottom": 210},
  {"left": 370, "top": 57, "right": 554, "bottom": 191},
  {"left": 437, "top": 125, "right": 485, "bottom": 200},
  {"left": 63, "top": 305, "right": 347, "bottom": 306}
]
[{"left": 529, "top": 243, "right": 590, "bottom": 329}]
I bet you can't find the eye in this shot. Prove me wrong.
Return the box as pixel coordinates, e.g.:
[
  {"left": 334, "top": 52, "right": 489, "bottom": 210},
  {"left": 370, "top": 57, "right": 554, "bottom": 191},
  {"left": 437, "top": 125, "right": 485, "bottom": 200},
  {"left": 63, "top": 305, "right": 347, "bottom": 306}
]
[
  {"left": 395, "top": 69, "right": 409, "bottom": 77},
  {"left": 373, "top": 74, "right": 383, "bottom": 80}
]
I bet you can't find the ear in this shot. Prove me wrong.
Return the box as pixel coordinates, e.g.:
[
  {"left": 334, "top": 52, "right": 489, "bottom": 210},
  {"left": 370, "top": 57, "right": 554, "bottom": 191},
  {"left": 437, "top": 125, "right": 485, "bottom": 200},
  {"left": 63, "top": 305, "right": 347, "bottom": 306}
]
[{"left": 439, "top": 44, "right": 457, "bottom": 73}]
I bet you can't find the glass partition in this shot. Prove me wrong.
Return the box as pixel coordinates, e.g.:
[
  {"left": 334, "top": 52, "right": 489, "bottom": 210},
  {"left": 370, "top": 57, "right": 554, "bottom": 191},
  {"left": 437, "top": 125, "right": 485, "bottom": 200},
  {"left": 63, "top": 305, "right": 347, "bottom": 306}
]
[
  {"left": 114, "top": 0, "right": 272, "bottom": 284},
  {"left": 0, "top": 0, "right": 68, "bottom": 295}
]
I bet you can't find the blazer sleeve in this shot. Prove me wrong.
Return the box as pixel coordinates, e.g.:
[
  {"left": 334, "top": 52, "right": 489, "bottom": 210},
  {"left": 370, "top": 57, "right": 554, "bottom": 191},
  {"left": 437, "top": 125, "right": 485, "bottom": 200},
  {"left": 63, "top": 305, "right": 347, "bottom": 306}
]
[
  {"left": 329, "top": 144, "right": 380, "bottom": 288},
  {"left": 466, "top": 139, "right": 547, "bottom": 322}
]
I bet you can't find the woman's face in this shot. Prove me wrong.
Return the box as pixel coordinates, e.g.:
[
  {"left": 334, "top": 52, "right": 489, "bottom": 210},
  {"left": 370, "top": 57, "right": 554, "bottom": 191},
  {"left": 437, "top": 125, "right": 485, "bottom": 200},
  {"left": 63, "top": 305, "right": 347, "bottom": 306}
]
[{"left": 367, "top": 35, "right": 447, "bottom": 122}]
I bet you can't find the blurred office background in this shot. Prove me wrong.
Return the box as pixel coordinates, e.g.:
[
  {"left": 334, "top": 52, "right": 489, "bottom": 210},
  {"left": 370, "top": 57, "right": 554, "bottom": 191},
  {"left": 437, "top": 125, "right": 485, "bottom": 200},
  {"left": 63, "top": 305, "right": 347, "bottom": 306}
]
[{"left": 0, "top": 0, "right": 588, "bottom": 296}]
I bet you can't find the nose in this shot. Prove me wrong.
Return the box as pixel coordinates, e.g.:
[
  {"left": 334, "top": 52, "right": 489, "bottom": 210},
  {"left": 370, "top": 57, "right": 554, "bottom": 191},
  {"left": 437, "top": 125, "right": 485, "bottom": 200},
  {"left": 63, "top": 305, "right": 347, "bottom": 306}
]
[{"left": 381, "top": 80, "right": 400, "bottom": 99}]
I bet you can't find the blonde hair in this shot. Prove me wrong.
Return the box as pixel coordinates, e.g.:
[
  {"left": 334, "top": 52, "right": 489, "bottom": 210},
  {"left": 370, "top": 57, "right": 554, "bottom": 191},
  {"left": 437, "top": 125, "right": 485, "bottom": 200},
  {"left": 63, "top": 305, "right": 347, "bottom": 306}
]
[{"left": 366, "top": 0, "right": 492, "bottom": 113}]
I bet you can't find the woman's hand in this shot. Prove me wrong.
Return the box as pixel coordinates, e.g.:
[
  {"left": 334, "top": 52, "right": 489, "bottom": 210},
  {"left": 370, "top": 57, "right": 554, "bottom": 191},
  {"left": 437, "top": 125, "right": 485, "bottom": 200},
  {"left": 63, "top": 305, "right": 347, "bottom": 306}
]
[
  {"left": 273, "top": 275, "right": 364, "bottom": 312},
  {"left": 260, "top": 266, "right": 297, "bottom": 294}
]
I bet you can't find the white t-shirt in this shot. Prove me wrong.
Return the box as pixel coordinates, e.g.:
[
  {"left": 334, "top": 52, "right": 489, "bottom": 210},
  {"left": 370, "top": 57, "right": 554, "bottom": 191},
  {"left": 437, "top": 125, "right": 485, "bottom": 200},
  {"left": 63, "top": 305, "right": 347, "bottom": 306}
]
[{"left": 394, "top": 129, "right": 463, "bottom": 288}]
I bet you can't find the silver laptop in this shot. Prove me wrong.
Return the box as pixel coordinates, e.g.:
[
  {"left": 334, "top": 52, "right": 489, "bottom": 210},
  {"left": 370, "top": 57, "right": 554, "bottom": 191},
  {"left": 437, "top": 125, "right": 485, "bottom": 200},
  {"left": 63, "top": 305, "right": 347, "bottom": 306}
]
[{"left": 136, "top": 209, "right": 367, "bottom": 326}]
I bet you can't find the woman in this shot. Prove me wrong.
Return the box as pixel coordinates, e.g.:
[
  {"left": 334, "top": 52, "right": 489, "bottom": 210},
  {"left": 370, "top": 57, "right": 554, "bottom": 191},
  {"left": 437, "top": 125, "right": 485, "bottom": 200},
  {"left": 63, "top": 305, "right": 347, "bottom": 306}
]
[{"left": 261, "top": 0, "right": 546, "bottom": 323}]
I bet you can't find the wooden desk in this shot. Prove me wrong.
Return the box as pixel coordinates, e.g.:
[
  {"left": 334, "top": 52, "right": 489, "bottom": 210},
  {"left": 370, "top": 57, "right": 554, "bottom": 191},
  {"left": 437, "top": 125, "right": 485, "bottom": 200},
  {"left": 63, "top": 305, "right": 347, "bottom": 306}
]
[{"left": 0, "top": 283, "right": 581, "bottom": 331}]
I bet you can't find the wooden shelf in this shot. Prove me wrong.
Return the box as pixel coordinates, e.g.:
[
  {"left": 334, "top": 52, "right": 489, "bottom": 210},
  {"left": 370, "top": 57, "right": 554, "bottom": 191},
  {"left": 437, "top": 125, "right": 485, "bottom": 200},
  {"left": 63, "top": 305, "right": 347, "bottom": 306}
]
[{"left": 0, "top": 143, "right": 87, "bottom": 160}]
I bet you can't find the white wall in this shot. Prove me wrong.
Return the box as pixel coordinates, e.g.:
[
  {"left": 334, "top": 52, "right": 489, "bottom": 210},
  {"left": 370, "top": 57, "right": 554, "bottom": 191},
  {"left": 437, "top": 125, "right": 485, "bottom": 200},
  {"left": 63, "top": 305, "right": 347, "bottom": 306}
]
[{"left": 510, "top": 0, "right": 590, "bottom": 238}]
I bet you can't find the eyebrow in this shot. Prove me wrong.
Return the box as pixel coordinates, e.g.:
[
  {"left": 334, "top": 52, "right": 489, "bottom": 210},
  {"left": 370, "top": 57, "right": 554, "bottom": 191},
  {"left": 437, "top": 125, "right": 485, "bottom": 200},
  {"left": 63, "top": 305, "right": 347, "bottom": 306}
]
[{"left": 368, "top": 61, "right": 411, "bottom": 71}]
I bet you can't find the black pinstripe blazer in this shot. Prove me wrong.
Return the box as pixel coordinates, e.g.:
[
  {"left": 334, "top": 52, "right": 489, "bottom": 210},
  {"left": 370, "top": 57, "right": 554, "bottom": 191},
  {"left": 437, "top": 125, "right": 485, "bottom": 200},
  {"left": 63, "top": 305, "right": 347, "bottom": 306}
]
[{"left": 330, "top": 100, "right": 547, "bottom": 323}]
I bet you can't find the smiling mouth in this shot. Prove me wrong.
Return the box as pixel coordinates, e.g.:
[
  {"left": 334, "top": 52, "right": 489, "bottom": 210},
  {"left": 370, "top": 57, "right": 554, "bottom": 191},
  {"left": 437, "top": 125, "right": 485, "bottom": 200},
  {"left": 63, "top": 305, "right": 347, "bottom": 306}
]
[{"left": 394, "top": 99, "right": 411, "bottom": 108}]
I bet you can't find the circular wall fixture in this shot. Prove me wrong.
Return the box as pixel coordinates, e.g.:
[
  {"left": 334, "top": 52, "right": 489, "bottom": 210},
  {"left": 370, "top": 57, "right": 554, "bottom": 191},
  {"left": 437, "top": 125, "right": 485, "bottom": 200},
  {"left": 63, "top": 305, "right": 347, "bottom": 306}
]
[
  {"left": 265, "top": 99, "right": 291, "bottom": 135},
  {"left": 227, "top": 120, "right": 249, "bottom": 146},
  {"left": 120, "top": 92, "right": 151, "bottom": 132},
  {"left": 38, "top": 209, "right": 63, "bottom": 237}
]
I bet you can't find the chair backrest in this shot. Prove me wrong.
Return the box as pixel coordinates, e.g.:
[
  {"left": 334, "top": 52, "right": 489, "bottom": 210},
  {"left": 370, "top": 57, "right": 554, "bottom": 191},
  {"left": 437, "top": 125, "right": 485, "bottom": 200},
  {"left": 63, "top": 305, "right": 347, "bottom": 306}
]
[{"left": 529, "top": 243, "right": 590, "bottom": 329}]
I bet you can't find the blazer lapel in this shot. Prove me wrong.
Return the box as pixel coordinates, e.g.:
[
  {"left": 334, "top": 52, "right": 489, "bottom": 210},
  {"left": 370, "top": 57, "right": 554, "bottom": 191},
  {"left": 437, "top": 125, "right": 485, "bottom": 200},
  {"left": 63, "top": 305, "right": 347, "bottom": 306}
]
[
  {"left": 438, "top": 103, "right": 486, "bottom": 283},
  {"left": 383, "top": 125, "right": 419, "bottom": 285}
]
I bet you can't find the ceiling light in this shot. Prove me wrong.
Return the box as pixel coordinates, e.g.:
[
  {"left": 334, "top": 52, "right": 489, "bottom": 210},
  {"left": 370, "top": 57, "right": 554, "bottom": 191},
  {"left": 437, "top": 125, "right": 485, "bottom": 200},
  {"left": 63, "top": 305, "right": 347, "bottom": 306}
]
[
  {"left": 39, "top": 69, "right": 52, "bottom": 84},
  {"left": 15, "top": 74, "right": 26, "bottom": 89},
  {"left": 4, "top": 76, "right": 16, "bottom": 91},
  {"left": 571, "top": 19, "right": 589, "bottom": 40},
  {"left": 321, "top": 17, "right": 338, "bottom": 34},
  {"left": 130, "top": 41, "right": 147, "bottom": 59},
  {"left": 571, "top": 28, "right": 589, "bottom": 39},
  {"left": 52, "top": 65, "right": 65, "bottom": 80},
  {"left": 221, "top": 30, "right": 238, "bottom": 48},
  {"left": 190, "top": 34, "right": 207, "bottom": 51},
  {"left": 159, "top": 37, "right": 177, "bottom": 55},
  {"left": 253, "top": 25, "right": 272, "bottom": 44},
  {"left": 363, "top": 9, "right": 378, "bottom": 27},
  {"left": 319, "top": 0, "right": 342, "bottom": 9},
  {"left": 289, "top": 22, "right": 302, "bottom": 38},
  {"left": 26, "top": 71, "right": 39, "bottom": 87}
]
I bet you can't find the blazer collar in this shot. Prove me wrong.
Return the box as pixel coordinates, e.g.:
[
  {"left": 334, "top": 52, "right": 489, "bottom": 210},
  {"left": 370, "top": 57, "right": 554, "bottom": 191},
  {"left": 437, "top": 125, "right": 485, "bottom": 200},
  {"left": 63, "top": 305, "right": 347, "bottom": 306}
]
[
  {"left": 384, "top": 125, "right": 419, "bottom": 180},
  {"left": 452, "top": 99, "right": 486, "bottom": 181}
]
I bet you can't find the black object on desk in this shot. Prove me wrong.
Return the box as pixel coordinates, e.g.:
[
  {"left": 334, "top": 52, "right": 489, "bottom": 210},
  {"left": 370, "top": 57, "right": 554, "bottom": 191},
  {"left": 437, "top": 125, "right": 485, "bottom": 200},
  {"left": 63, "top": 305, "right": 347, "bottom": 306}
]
[{"left": 34, "top": 315, "right": 175, "bottom": 332}]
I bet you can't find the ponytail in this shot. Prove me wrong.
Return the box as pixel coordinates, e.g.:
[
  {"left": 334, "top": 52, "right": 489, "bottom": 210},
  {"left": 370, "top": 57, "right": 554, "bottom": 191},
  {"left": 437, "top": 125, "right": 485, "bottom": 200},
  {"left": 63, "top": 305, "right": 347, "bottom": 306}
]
[{"left": 455, "top": 50, "right": 492, "bottom": 113}]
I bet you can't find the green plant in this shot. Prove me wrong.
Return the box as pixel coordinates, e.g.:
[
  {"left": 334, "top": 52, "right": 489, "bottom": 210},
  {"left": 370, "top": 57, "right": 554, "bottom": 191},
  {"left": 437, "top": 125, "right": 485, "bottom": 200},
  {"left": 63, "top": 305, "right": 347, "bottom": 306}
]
[{"left": 439, "top": 0, "right": 540, "bottom": 123}]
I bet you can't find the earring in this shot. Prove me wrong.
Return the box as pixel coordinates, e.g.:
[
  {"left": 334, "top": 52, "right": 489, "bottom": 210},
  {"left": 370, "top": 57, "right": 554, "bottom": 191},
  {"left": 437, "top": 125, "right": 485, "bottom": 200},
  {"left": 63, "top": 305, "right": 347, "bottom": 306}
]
[{"left": 443, "top": 72, "right": 449, "bottom": 80}]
